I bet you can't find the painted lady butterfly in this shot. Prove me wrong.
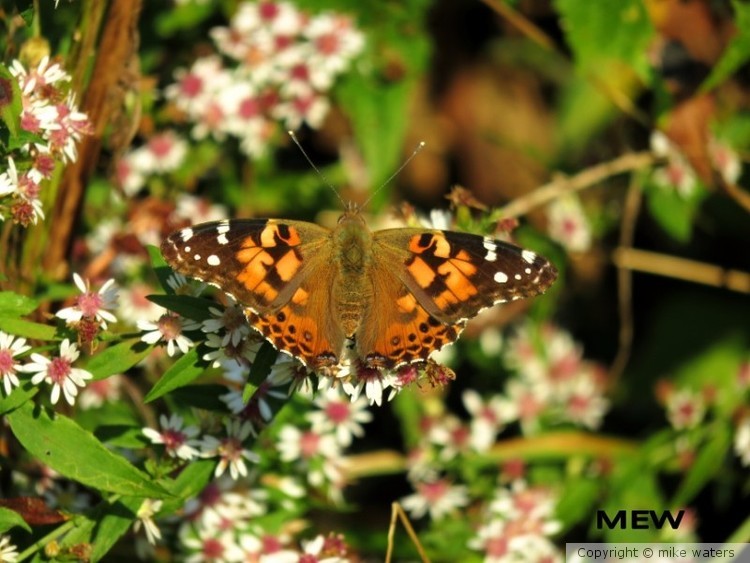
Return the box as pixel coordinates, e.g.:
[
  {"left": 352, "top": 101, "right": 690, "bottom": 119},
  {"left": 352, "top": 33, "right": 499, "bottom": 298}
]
[{"left": 161, "top": 202, "right": 557, "bottom": 373}]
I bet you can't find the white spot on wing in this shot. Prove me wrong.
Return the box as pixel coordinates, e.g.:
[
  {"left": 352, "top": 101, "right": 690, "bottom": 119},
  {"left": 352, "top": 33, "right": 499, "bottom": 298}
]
[
  {"left": 217, "top": 233, "right": 228, "bottom": 245},
  {"left": 181, "top": 228, "right": 194, "bottom": 242},
  {"left": 522, "top": 250, "right": 537, "bottom": 264},
  {"left": 515, "top": 274, "right": 522, "bottom": 280},
  {"left": 184, "top": 246, "right": 191, "bottom": 253},
  {"left": 483, "top": 238, "right": 497, "bottom": 262},
  {"left": 207, "top": 255, "right": 221, "bottom": 266},
  {"left": 525, "top": 267, "right": 532, "bottom": 274},
  {"left": 194, "top": 254, "right": 201, "bottom": 261},
  {"left": 494, "top": 271, "right": 508, "bottom": 283},
  {"left": 217, "top": 223, "right": 230, "bottom": 234}
]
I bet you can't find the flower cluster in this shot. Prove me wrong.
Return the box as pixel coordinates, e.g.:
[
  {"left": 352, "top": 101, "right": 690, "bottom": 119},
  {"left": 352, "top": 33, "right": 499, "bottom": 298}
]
[
  {"left": 178, "top": 478, "right": 353, "bottom": 562},
  {"left": 143, "top": 413, "right": 261, "bottom": 481},
  {"left": 116, "top": 131, "right": 189, "bottom": 196},
  {"left": 396, "top": 322, "right": 608, "bottom": 530},
  {"left": 650, "top": 131, "right": 741, "bottom": 197},
  {"left": 468, "top": 481, "right": 562, "bottom": 562},
  {"left": 163, "top": 0, "right": 364, "bottom": 157},
  {"left": 502, "top": 322, "right": 609, "bottom": 432},
  {"left": 0, "top": 271, "right": 121, "bottom": 406},
  {"left": 138, "top": 383, "right": 370, "bottom": 558},
  {"left": 0, "top": 56, "right": 92, "bottom": 226},
  {"left": 1, "top": 335, "right": 94, "bottom": 406}
]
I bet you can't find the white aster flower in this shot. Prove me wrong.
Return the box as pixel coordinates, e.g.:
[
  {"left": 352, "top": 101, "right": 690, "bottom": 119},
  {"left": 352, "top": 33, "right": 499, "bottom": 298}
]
[
  {"left": 0, "top": 331, "right": 31, "bottom": 396},
  {"left": 0, "top": 534, "right": 19, "bottom": 562},
  {"left": 0, "top": 157, "right": 20, "bottom": 196},
  {"left": 734, "top": 416, "right": 750, "bottom": 467},
  {"left": 401, "top": 478, "right": 469, "bottom": 521},
  {"left": 56, "top": 273, "right": 118, "bottom": 329},
  {"left": 134, "top": 498, "right": 163, "bottom": 545},
  {"left": 200, "top": 419, "right": 259, "bottom": 480},
  {"left": 463, "top": 389, "right": 516, "bottom": 451},
  {"left": 138, "top": 314, "right": 199, "bottom": 357},
  {"left": 143, "top": 414, "right": 201, "bottom": 460},
  {"left": 23, "top": 339, "right": 93, "bottom": 405},
  {"left": 201, "top": 301, "right": 251, "bottom": 347},
  {"left": 307, "top": 386, "right": 372, "bottom": 447}
]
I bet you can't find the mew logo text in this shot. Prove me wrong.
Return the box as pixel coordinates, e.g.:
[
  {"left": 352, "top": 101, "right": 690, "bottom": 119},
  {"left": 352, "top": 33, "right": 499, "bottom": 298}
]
[{"left": 596, "top": 510, "right": 685, "bottom": 530}]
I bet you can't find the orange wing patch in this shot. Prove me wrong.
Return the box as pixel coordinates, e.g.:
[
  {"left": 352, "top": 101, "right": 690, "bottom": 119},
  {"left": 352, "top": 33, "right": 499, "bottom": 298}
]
[
  {"left": 357, "top": 257, "right": 465, "bottom": 368},
  {"left": 247, "top": 304, "right": 342, "bottom": 369},
  {"left": 234, "top": 224, "right": 305, "bottom": 307},
  {"left": 359, "top": 298, "right": 464, "bottom": 369}
]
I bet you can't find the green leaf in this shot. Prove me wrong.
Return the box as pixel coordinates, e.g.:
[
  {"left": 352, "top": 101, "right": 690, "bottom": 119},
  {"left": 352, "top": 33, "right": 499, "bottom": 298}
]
[
  {"left": 0, "top": 291, "right": 39, "bottom": 316},
  {"left": 554, "top": 0, "right": 653, "bottom": 79},
  {"left": 554, "top": 476, "right": 600, "bottom": 532},
  {"left": 247, "top": 341, "right": 278, "bottom": 387},
  {"left": 554, "top": 0, "right": 653, "bottom": 157},
  {"left": 644, "top": 181, "right": 708, "bottom": 242},
  {"left": 155, "top": 1, "right": 216, "bottom": 36},
  {"left": 60, "top": 496, "right": 143, "bottom": 562},
  {"left": 147, "top": 245, "right": 175, "bottom": 294},
  {"left": 94, "top": 424, "right": 148, "bottom": 449},
  {"left": 6, "top": 129, "right": 45, "bottom": 152},
  {"left": 159, "top": 459, "right": 216, "bottom": 513},
  {"left": 85, "top": 339, "right": 153, "bottom": 380},
  {"left": 6, "top": 402, "right": 170, "bottom": 498},
  {"left": 0, "top": 317, "right": 57, "bottom": 340},
  {"left": 337, "top": 77, "right": 417, "bottom": 205},
  {"left": 145, "top": 347, "right": 207, "bottom": 403},
  {"left": 0, "top": 63, "right": 23, "bottom": 139},
  {"left": 169, "top": 384, "right": 229, "bottom": 411},
  {"left": 601, "top": 460, "right": 666, "bottom": 542},
  {"left": 17, "top": 4, "right": 34, "bottom": 26},
  {"left": 146, "top": 294, "right": 215, "bottom": 322},
  {"left": 0, "top": 506, "right": 32, "bottom": 534},
  {"left": 0, "top": 382, "right": 37, "bottom": 416},
  {"left": 672, "top": 422, "right": 732, "bottom": 507},
  {"left": 702, "top": 0, "right": 750, "bottom": 91}
]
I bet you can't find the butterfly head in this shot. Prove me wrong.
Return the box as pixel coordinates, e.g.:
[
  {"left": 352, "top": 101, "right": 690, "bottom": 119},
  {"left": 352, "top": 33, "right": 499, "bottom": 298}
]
[
  {"left": 342, "top": 200, "right": 361, "bottom": 215},
  {"left": 338, "top": 201, "right": 366, "bottom": 226}
]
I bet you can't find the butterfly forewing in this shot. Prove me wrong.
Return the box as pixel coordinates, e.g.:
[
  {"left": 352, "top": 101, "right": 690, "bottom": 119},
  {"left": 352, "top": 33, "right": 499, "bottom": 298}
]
[
  {"left": 374, "top": 229, "right": 557, "bottom": 325},
  {"left": 160, "top": 219, "right": 329, "bottom": 315}
]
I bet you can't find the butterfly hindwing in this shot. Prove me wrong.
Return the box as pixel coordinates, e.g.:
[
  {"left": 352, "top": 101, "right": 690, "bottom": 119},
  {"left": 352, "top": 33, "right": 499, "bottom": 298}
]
[
  {"left": 355, "top": 256, "right": 465, "bottom": 368},
  {"left": 245, "top": 270, "right": 346, "bottom": 369}
]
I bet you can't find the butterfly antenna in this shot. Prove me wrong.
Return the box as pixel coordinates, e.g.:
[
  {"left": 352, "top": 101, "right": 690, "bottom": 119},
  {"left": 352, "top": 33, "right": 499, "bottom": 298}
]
[
  {"left": 361, "top": 141, "right": 426, "bottom": 210},
  {"left": 288, "top": 130, "right": 346, "bottom": 207}
]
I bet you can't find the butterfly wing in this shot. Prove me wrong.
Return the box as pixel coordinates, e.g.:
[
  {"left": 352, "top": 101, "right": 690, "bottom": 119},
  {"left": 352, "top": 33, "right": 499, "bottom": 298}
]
[
  {"left": 357, "top": 229, "right": 557, "bottom": 367},
  {"left": 355, "top": 254, "right": 466, "bottom": 368},
  {"left": 161, "top": 219, "right": 346, "bottom": 367},
  {"left": 386, "top": 229, "right": 556, "bottom": 323}
]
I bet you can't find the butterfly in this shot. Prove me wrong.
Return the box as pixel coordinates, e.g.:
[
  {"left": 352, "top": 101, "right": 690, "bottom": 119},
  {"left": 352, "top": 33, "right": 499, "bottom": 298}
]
[{"left": 160, "top": 202, "right": 557, "bottom": 374}]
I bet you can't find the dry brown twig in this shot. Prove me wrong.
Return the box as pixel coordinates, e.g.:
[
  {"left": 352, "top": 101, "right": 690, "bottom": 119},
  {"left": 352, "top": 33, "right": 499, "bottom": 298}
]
[
  {"left": 479, "top": 0, "right": 556, "bottom": 51},
  {"left": 385, "top": 502, "right": 430, "bottom": 563},
  {"left": 612, "top": 248, "right": 750, "bottom": 294},
  {"left": 494, "top": 151, "right": 655, "bottom": 219},
  {"left": 721, "top": 179, "right": 750, "bottom": 215},
  {"left": 610, "top": 178, "right": 642, "bottom": 382}
]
